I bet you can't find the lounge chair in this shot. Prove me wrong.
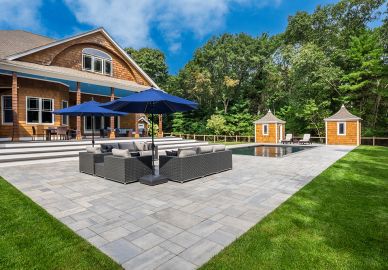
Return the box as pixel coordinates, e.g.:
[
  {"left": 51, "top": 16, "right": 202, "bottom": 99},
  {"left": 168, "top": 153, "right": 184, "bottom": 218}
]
[
  {"left": 299, "top": 134, "right": 311, "bottom": 144},
  {"left": 281, "top": 134, "right": 293, "bottom": 144}
]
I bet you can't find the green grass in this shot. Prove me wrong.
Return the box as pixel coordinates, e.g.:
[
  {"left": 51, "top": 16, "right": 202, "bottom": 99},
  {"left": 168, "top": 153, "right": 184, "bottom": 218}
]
[
  {"left": 201, "top": 146, "right": 388, "bottom": 270},
  {"left": 0, "top": 178, "right": 122, "bottom": 270}
]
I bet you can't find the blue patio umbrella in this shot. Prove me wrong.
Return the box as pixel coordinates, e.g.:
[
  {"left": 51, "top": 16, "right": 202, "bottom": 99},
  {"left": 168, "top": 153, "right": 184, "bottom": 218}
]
[
  {"left": 102, "top": 88, "right": 198, "bottom": 185},
  {"left": 53, "top": 100, "right": 127, "bottom": 147}
]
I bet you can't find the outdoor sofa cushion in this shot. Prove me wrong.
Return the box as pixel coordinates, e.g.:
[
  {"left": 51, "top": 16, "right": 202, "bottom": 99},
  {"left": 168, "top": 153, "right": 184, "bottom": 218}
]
[
  {"left": 134, "top": 141, "right": 147, "bottom": 151},
  {"left": 118, "top": 142, "right": 137, "bottom": 151},
  {"left": 112, "top": 149, "right": 131, "bottom": 158},
  {"left": 213, "top": 145, "right": 226, "bottom": 152},
  {"left": 101, "top": 143, "right": 119, "bottom": 153},
  {"left": 86, "top": 146, "right": 101, "bottom": 153},
  {"left": 196, "top": 145, "right": 214, "bottom": 154},
  {"left": 178, "top": 148, "right": 197, "bottom": 158}
]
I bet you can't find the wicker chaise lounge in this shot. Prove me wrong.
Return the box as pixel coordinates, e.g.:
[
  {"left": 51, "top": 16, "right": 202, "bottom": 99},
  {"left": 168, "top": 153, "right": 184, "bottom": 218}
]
[{"left": 159, "top": 145, "right": 232, "bottom": 183}]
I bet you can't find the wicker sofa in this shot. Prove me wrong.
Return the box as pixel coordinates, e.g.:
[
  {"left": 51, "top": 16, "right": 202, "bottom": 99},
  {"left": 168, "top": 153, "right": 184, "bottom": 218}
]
[
  {"left": 94, "top": 155, "right": 153, "bottom": 184},
  {"left": 159, "top": 147, "right": 232, "bottom": 183},
  {"left": 79, "top": 152, "right": 112, "bottom": 175}
]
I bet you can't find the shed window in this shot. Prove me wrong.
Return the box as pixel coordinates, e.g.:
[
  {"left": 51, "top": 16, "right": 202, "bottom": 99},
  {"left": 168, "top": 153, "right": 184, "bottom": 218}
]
[
  {"left": 262, "top": 124, "right": 269, "bottom": 135},
  {"left": 338, "top": 122, "right": 346, "bottom": 135}
]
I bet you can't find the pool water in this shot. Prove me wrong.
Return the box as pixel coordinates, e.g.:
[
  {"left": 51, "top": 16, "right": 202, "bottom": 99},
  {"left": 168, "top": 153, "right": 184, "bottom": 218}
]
[{"left": 231, "top": 145, "right": 312, "bottom": 158}]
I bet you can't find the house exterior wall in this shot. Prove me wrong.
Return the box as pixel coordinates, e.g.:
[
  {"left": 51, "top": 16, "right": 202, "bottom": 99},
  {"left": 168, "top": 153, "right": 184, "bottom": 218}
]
[
  {"left": 0, "top": 76, "right": 68, "bottom": 137},
  {"left": 326, "top": 121, "right": 360, "bottom": 145},
  {"left": 17, "top": 32, "right": 151, "bottom": 86},
  {"left": 255, "top": 123, "right": 277, "bottom": 143}
]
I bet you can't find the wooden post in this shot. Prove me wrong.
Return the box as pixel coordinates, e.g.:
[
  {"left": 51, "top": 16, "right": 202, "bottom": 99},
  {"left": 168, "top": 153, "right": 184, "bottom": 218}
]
[
  {"left": 134, "top": 114, "right": 139, "bottom": 138},
  {"left": 109, "top": 87, "right": 115, "bottom": 139},
  {"left": 373, "top": 136, "right": 375, "bottom": 146},
  {"left": 158, "top": 114, "right": 163, "bottom": 138},
  {"left": 235, "top": 135, "right": 238, "bottom": 142},
  {"left": 11, "top": 72, "right": 19, "bottom": 141},
  {"left": 76, "top": 82, "right": 82, "bottom": 140},
  {"left": 224, "top": 135, "right": 226, "bottom": 142},
  {"left": 213, "top": 135, "right": 216, "bottom": 143}
]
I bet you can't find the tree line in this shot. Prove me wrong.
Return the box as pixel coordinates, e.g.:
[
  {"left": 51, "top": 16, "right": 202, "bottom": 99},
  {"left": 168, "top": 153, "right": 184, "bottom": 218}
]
[{"left": 126, "top": 0, "right": 388, "bottom": 137}]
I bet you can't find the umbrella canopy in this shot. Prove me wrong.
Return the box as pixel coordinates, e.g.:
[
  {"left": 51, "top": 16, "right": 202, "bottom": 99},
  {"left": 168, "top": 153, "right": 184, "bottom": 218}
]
[
  {"left": 101, "top": 88, "right": 198, "bottom": 185},
  {"left": 53, "top": 100, "right": 127, "bottom": 117},
  {"left": 101, "top": 88, "right": 198, "bottom": 113},
  {"left": 53, "top": 100, "right": 127, "bottom": 146}
]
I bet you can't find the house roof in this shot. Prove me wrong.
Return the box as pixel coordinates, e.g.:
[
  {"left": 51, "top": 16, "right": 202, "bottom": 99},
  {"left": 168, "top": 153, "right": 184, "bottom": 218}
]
[
  {"left": 0, "top": 59, "right": 149, "bottom": 92},
  {"left": 324, "top": 105, "right": 362, "bottom": 121},
  {"left": 0, "top": 30, "right": 54, "bottom": 59},
  {"left": 254, "top": 110, "right": 286, "bottom": 124},
  {"left": 1, "top": 28, "right": 158, "bottom": 88}
]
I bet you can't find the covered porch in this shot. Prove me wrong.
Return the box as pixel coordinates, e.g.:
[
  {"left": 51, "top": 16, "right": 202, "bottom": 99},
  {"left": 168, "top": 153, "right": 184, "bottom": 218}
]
[{"left": 0, "top": 60, "right": 163, "bottom": 141}]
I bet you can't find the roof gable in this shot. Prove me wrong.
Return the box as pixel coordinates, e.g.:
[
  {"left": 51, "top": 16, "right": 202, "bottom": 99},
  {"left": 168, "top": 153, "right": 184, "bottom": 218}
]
[
  {"left": 324, "top": 105, "right": 362, "bottom": 121},
  {"left": 6, "top": 28, "right": 158, "bottom": 88},
  {"left": 254, "top": 110, "right": 286, "bottom": 124}
]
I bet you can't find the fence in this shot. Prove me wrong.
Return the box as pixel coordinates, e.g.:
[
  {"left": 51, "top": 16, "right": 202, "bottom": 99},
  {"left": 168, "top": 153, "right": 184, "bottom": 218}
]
[{"left": 165, "top": 133, "right": 388, "bottom": 146}]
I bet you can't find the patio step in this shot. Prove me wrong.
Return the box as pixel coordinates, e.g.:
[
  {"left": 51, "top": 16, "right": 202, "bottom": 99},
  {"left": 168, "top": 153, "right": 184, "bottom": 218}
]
[{"left": 0, "top": 138, "right": 209, "bottom": 165}]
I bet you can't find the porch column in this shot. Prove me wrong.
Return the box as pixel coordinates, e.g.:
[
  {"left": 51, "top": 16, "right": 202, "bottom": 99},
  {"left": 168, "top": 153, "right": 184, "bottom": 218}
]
[
  {"left": 158, "top": 114, "right": 163, "bottom": 138},
  {"left": 76, "top": 82, "right": 82, "bottom": 140},
  {"left": 11, "top": 72, "right": 19, "bottom": 141},
  {"left": 109, "top": 87, "right": 116, "bottom": 139},
  {"left": 135, "top": 114, "right": 139, "bottom": 138}
]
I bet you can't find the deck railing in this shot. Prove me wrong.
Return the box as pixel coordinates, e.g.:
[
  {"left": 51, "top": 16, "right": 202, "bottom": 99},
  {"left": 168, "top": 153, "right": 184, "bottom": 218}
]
[{"left": 164, "top": 133, "right": 388, "bottom": 146}]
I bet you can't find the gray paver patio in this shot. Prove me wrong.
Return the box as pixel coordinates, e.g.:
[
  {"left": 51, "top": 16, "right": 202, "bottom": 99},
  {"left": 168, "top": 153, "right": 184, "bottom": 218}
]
[{"left": 0, "top": 145, "right": 354, "bottom": 269}]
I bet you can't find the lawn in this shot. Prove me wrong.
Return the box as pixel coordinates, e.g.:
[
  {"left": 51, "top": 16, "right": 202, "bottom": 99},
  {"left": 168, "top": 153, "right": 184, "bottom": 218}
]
[
  {"left": 201, "top": 146, "right": 388, "bottom": 270},
  {"left": 0, "top": 177, "right": 122, "bottom": 270}
]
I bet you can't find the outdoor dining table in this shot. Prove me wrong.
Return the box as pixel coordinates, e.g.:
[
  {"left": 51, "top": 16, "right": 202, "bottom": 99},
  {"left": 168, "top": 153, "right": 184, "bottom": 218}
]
[{"left": 44, "top": 127, "right": 57, "bottom": 141}]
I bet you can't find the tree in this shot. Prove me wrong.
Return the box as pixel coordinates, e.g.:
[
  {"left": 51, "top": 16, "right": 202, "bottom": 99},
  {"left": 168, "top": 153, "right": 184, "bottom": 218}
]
[
  {"left": 125, "top": 47, "right": 169, "bottom": 86},
  {"left": 206, "top": 115, "right": 228, "bottom": 135},
  {"left": 296, "top": 99, "right": 331, "bottom": 138}
]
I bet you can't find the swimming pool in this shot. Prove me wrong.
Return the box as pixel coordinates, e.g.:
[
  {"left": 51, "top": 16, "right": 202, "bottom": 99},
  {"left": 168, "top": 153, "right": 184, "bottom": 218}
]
[{"left": 230, "top": 145, "right": 313, "bottom": 158}]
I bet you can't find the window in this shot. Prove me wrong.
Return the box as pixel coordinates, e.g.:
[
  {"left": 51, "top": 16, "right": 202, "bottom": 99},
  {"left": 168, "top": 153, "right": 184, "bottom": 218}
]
[
  {"left": 26, "top": 97, "right": 54, "bottom": 124},
  {"left": 82, "top": 48, "right": 112, "bottom": 76},
  {"left": 1, "top": 95, "right": 13, "bottom": 124},
  {"left": 84, "top": 116, "right": 120, "bottom": 132},
  {"left": 83, "top": 55, "right": 92, "bottom": 70},
  {"left": 61, "top": 101, "right": 69, "bottom": 125},
  {"left": 338, "top": 122, "right": 346, "bottom": 135},
  {"left": 262, "top": 124, "right": 269, "bottom": 135}
]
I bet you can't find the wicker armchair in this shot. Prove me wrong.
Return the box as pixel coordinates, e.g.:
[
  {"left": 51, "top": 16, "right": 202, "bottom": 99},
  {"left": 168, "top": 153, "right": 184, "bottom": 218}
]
[
  {"left": 159, "top": 150, "right": 232, "bottom": 183},
  {"left": 79, "top": 152, "right": 112, "bottom": 175},
  {"left": 99, "top": 155, "right": 153, "bottom": 184}
]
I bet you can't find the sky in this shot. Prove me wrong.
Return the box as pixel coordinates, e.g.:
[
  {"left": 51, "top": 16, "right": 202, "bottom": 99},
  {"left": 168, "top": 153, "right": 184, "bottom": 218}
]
[{"left": 0, "top": 0, "right": 357, "bottom": 74}]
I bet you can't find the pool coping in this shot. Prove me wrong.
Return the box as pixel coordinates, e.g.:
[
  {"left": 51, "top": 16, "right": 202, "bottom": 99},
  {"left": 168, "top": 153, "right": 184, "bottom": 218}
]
[{"left": 228, "top": 143, "right": 319, "bottom": 158}]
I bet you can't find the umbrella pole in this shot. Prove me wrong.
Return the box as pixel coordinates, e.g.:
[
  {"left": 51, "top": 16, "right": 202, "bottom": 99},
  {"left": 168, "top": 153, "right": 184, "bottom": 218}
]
[
  {"left": 92, "top": 115, "right": 95, "bottom": 147},
  {"left": 151, "top": 111, "right": 155, "bottom": 175}
]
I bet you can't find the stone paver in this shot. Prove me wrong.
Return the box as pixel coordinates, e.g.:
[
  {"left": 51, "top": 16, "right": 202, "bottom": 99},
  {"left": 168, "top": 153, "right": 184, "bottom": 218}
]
[{"left": 0, "top": 145, "right": 354, "bottom": 269}]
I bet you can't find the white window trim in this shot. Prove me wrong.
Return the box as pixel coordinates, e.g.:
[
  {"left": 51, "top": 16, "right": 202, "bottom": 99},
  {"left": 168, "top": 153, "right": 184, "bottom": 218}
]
[
  {"left": 337, "top": 122, "right": 346, "bottom": 136},
  {"left": 61, "top": 100, "right": 69, "bottom": 125},
  {"left": 83, "top": 116, "right": 120, "bottom": 133},
  {"left": 25, "top": 96, "right": 55, "bottom": 125},
  {"left": 82, "top": 49, "right": 113, "bottom": 76},
  {"left": 1, "top": 95, "right": 13, "bottom": 125},
  {"left": 262, "top": 124, "right": 269, "bottom": 136}
]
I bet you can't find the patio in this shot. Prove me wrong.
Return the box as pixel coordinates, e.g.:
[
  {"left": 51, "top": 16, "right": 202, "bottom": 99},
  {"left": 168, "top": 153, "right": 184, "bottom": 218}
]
[{"left": 0, "top": 145, "right": 354, "bottom": 270}]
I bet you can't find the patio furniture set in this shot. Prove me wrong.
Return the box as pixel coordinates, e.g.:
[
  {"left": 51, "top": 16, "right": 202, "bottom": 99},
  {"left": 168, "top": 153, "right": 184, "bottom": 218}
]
[
  {"left": 79, "top": 142, "right": 232, "bottom": 184},
  {"left": 32, "top": 126, "right": 76, "bottom": 141},
  {"left": 281, "top": 134, "right": 312, "bottom": 144}
]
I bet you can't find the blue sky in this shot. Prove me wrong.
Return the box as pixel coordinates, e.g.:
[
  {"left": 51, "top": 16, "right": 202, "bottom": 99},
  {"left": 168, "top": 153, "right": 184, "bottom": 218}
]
[{"left": 0, "top": 0, "right": 371, "bottom": 74}]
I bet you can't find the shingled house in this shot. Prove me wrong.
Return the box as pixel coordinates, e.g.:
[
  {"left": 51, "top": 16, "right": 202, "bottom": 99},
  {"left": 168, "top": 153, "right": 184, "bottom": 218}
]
[
  {"left": 0, "top": 28, "right": 158, "bottom": 141},
  {"left": 254, "top": 110, "right": 286, "bottom": 143},
  {"left": 324, "top": 105, "right": 362, "bottom": 146}
]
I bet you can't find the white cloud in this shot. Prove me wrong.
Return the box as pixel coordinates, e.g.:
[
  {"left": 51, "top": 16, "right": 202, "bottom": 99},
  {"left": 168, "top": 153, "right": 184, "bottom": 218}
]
[
  {"left": 64, "top": 0, "right": 282, "bottom": 52},
  {"left": 0, "top": 0, "right": 43, "bottom": 30}
]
